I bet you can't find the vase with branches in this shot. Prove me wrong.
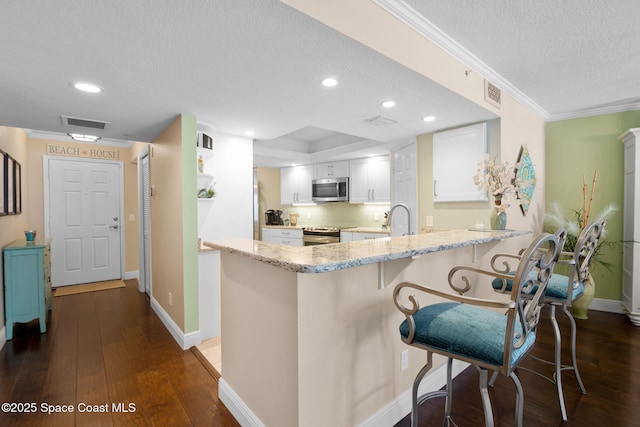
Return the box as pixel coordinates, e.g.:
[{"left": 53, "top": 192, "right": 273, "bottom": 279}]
[{"left": 545, "top": 171, "right": 617, "bottom": 318}]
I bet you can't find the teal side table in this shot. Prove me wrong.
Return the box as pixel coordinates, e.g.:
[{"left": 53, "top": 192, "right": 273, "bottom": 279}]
[{"left": 3, "top": 239, "right": 52, "bottom": 340}]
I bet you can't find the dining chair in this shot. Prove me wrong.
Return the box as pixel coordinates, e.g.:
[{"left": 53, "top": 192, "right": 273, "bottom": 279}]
[
  {"left": 490, "top": 220, "right": 605, "bottom": 420},
  {"left": 393, "top": 232, "right": 562, "bottom": 426}
]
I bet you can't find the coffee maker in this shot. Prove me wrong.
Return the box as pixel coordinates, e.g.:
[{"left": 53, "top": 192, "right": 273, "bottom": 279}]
[{"left": 265, "top": 210, "right": 284, "bottom": 225}]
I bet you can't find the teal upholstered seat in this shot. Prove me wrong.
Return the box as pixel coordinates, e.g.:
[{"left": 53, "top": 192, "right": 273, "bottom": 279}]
[
  {"left": 399, "top": 302, "right": 535, "bottom": 367},
  {"left": 491, "top": 272, "right": 584, "bottom": 301}
]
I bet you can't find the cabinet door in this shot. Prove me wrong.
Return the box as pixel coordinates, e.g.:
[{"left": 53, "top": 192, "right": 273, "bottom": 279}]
[
  {"left": 433, "top": 122, "right": 487, "bottom": 202},
  {"left": 314, "top": 161, "right": 349, "bottom": 179},
  {"left": 349, "top": 157, "right": 389, "bottom": 203},
  {"left": 370, "top": 157, "right": 390, "bottom": 202},
  {"left": 296, "top": 165, "right": 314, "bottom": 203},
  {"left": 340, "top": 231, "right": 353, "bottom": 242},
  {"left": 281, "top": 167, "right": 297, "bottom": 204},
  {"left": 281, "top": 165, "right": 313, "bottom": 204},
  {"left": 349, "top": 159, "right": 372, "bottom": 203}
]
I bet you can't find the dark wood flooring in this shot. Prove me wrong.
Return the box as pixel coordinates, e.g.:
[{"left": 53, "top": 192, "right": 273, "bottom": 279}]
[
  {"left": 0, "top": 280, "right": 239, "bottom": 427},
  {"left": 2, "top": 280, "right": 639, "bottom": 426},
  {"left": 395, "top": 308, "right": 640, "bottom": 426}
]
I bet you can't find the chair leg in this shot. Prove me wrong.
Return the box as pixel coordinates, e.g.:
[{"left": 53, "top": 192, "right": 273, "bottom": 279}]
[
  {"left": 562, "top": 304, "right": 587, "bottom": 394},
  {"left": 509, "top": 371, "right": 524, "bottom": 427},
  {"left": 443, "top": 358, "right": 453, "bottom": 426},
  {"left": 549, "top": 304, "right": 568, "bottom": 421},
  {"left": 478, "top": 368, "right": 495, "bottom": 427},
  {"left": 411, "top": 353, "right": 453, "bottom": 427},
  {"left": 412, "top": 353, "right": 433, "bottom": 427}
]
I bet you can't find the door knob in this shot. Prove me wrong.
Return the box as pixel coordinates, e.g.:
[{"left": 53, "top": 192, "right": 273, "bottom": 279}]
[
  {"left": 110, "top": 225, "right": 119, "bottom": 230},
  {"left": 113, "top": 217, "right": 119, "bottom": 221}
]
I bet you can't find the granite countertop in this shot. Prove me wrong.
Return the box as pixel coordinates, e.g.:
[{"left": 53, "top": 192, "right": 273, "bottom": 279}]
[
  {"left": 205, "top": 229, "right": 531, "bottom": 274},
  {"left": 262, "top": 225, "right": 304, "bottom": 230}
]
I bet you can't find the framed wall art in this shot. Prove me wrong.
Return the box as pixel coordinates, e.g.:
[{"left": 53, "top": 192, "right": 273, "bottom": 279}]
[
  {"left": 6, "top": 154, "right": 14, "bottom": 215},
  {"left": 13, "top": 159, "right": 21, "bottom": 214},
  {"left": 0, "top": 150, "right": 6, "bottom": 216}
]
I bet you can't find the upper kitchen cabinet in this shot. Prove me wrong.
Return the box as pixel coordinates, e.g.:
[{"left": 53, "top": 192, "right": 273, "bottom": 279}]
[
  {"left": 433, "top": 122, "right": 487, "bottom": 202},
  {"left": 281, "top": 165, "right": 314, "bottom": 204},
  {"left": 349, "top": 156, "right": 390, "bottom": 203},
  {"left": 313, "top": 161, "right": 349, "bottom": 179}
]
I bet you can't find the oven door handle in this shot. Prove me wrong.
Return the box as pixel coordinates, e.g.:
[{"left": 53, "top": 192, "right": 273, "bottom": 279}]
[{"left": 303, "top": 235, "right": 339, "bottom": 245}]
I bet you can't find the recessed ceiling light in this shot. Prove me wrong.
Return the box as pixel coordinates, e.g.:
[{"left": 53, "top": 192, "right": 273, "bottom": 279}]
[
  {"left": 68, "top": 133, "right": 101, "bottom": 142},
  {"left": 321, "top": 77, "right": 338, "bottom": 87},
  {"left": 381, "top": 101, "right": 396, "bottom": 108},
  {"left": 423, "top": 116, "right": 436, "bottom": 122},
  {"left": 73, "top": 82, "right": 102, "bottom": 93},
  {"left": 245, "top": 130, "right": 255, "bottom": 136}
]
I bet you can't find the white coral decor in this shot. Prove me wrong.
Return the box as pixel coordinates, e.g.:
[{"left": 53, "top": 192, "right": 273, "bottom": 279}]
[{"left": 473, "top": 155, "right": 520, "bottom": 208}]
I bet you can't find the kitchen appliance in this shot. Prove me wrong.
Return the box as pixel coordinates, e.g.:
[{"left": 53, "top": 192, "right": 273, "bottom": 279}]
[
  {"left": 265, "top": 209, "right": 284, "bottom": 225},
  {"left": 312, "top": 177, "right": 348, "bottom": 202},
  {"left": 302, "top": 226, "right": 340, "bottom": 246}
]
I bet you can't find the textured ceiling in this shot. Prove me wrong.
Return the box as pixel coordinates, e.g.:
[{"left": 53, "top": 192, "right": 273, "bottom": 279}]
[
  {"left": 1, "top": 0, "right": 637, "bottom": 166},
  {"left": 402, "top": 0, "right": 640, "bottom": 118}
]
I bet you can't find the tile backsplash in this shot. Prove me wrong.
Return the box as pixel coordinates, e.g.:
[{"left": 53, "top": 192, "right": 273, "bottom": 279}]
[{"left": 280, "top": 202, "right": 390, "bottom": 228}]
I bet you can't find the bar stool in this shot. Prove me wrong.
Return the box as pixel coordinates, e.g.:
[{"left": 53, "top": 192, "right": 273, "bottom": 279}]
[
  {"left": 490, "top": 220, "right": 604, "bottom": 420},
  {"left": 393, "top": 232, "right": 562, "bottom": 426}
]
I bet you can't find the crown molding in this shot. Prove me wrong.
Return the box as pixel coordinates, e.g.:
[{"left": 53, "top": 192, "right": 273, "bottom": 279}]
[
  {"left": 547, "top": 101, "right": 640, "bottom": 122},
  {"left": 373, "top": 0, "right": 550, "bottom": 120}
]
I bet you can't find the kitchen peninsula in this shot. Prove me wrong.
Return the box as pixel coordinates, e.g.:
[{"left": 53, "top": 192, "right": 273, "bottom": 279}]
[{"left": 205, "top": 229, "right": 531, "bottom": 427}]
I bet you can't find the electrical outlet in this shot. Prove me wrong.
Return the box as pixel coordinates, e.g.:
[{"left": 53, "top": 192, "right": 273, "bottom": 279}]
[
  {"left": 426, "top": 216, "right": 434, "bottom": 227},
  {"left": 129, "top": 214, "right": 135, "bottom": 221},
  {"left": 401, "top": 350, "right": 409, "bottom": 371},
  {"left": 169, "top": 292, "right": 172, "bottom": 306}
]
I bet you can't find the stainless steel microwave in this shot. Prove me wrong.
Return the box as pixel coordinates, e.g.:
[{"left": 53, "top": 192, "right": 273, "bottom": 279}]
[{"left": 312, "top": 177, "right": 349, "bottom": 202}]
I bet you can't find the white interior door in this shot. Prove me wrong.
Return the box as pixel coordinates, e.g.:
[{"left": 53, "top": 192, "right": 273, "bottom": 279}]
[
  {"left": 48, "top": 158, "right": 122, "bottom": 286},
  {"left": 391, "top": 143, "right": 418, "bottom": 236}
]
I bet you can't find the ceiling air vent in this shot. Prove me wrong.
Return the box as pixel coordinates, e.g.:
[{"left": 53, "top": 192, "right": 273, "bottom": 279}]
[
  {"left": 61, "top": 115, "right": 111, "bottom": 130},
  {"left": 364, "top": 115, "right": 397, "bottom": 126},
  {"left": 484, "top": 80, "right": 501, "bottom": 108}
]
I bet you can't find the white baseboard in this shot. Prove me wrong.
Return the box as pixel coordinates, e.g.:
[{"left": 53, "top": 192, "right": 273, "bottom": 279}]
[
  {"left": 217, "top": 359, "right": 468, "bottom": 427},
  {"left": 357, "top": 359, "right": 469, "bottom": 427},
  {"left": 0, "top": 326, "right": 6, "bottom": 352},
  {"left": 219, "top": 378, "right": 265, "bottom": 427},
  {"left": 589, "top": 298, "right": 625, "bottom": 314},
  {"left": 150, "top": 296, "right": 202, "bottom": 350},
  {"left": 123, "top": 270, "right": 139, "bottom": 280}
]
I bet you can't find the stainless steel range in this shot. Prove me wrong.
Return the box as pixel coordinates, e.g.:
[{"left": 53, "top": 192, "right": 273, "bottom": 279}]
[{"left": 302, "top": 226, "right": 341, "bottom": 246}]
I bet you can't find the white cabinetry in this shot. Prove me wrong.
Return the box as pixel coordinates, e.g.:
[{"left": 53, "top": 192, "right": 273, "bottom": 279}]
[
  {"left": 262, "top": 227, "right": 303, "bottom": 246},
  {"left": 281, "top": 165, "right": 313, "bottom": 204},
  {"left": 621, "top": 128, "right": 640, "bottom": 326},
  {"left": 349, "top": 156, "right": 390, "bottom": 203},
  {"left": 433, "top": 122, "right": 486, "bottom": 202},
  {"left": 314, "top": 161, "right": 349, "bottom": 179}
]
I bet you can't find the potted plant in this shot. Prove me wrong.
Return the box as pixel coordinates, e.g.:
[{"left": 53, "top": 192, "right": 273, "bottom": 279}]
[{"left": 544, "top": 171, "right": 617, "bottom": 318}]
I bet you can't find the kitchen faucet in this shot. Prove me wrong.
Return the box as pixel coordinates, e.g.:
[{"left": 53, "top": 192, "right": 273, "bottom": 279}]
[{"left": 387, "top": 203, "right": 412, "bottom": 235}]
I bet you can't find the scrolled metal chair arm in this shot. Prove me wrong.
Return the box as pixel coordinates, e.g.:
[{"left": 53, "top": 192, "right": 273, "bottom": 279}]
[
  {"left": 448, "top": 266, "right": 515, "bottom": 295},
  {"left": 490, "top": 252, "right": 521, "bottom": 274}
]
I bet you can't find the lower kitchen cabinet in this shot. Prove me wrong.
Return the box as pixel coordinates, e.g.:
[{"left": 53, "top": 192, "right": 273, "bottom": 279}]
[
  {"left": 262, "top": 227, "right": 303, "bottom": 246},
  {"left": 3, "top": 239, "right": 52, "bottom": 340}
]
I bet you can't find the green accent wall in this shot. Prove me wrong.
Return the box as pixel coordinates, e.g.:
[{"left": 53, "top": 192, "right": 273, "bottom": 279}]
[
  {"left": 546, "top": 110, "right": 640, "bottom": 300},
  {"left": 181, "top": 114, "right": 199, "bottom": 332}
]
